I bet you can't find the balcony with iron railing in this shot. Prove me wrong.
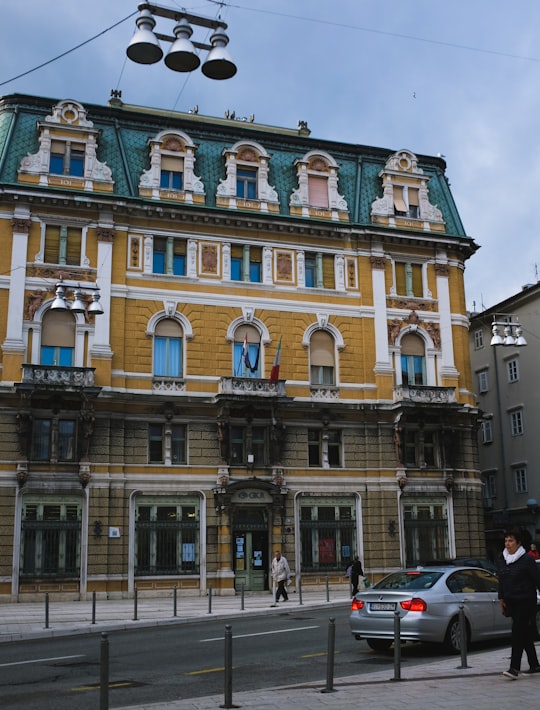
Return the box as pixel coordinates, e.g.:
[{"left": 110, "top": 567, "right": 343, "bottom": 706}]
[
  {"left": 394, "top": 385, "right": 456, "bottom": 405},
  {"left": 218, "top": 377, "right": 286, "bottom": 397},
  {"left": 20, "top": 364, "right": 97, "bottom": 390}
]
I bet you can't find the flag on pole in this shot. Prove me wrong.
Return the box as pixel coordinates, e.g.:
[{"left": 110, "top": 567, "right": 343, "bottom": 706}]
[
  {"left": 242, "top": 334, "right": 252, "bottom": 370},
  {"left": 269, "top": 337, "right": 282, "bottom": 383}
]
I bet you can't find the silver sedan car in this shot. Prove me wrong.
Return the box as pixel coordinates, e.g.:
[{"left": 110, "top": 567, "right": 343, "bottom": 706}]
[{"left": 350, "top": 566, "right": 512, "bottom": 653}]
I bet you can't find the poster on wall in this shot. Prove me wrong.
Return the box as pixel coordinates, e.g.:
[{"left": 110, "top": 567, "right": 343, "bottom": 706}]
[{"left": 318, "top": 538, "right": 335, "bottom": 564}]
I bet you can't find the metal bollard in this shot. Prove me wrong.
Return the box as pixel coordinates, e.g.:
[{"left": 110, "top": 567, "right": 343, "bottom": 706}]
[
  {"left": 222, "top": 624, "right": 234, "bottom": 709},
  {"left": 92, "top": 590, "right": 96, "bottom": 624},
  {"left": 325, "top": 575, "right": 330, "bottom": 602},
  {"left": 208, "top": 586, "right": 213, "bottom": 614},
  {"left": 100, "top": 632, "right": 109, "bottom": 710},
  {"left": 458, "top": 603, "right": 470, "bottom": 669},
  {"left": 133, "top": 586, "right": 138, "bottom": 621},
  {"left": 173, "top": 586, "right": 177, "bottom": 617},
  {"left": 240, "top": 583, "right": 244, "bottom": 611},
  {"left": 44, "top": 592, "right": 49, "bottom": 629},
  {"left": 298, "top": 577, "right": 303, "bottom": 606},
  {"left": 321, "top": 617, "right": 336, "bottom": 693},
  {"left": 392, "top": 609, "right": 401, "bottom": 681}
]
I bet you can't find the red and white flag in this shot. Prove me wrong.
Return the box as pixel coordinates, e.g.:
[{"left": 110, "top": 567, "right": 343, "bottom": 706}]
[{"left": 269, "top": 337, "right": 282, "bottom": 383}]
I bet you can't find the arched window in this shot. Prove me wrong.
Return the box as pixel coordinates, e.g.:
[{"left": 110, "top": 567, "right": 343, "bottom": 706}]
[
  {"left": 310, "top": 330, "right": 335, "bottom": 385},
  {"left": 40, "top": 310, "right": 75, "bottom": 366},
  {"left": 154, "top": 319, "right": 183, "bottom": 377},
  {"left": 233, "top": 324, "right": 261, "bottom": 378},
  {"left": 400, "top": 333, "right": 426, "bottom": 385},
  {"left": 290, "top": 151, "right": 348, "bottom": 221}
]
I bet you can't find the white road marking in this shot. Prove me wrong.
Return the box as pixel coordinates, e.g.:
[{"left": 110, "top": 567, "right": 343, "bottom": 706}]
[
  {"left": 200, "top": 625, "right": 319, "bottom": 642},
  {"left": 0, "top": 654, "right": 85, "bottom": 668}
]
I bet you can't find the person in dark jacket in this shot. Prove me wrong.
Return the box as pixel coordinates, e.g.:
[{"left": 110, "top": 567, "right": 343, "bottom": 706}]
[
  {"left": 497, "top": 527, "right": 540, "bottom": 679},
  {"left": 349, "top": 555, "right": 364, "bottom": 596}
]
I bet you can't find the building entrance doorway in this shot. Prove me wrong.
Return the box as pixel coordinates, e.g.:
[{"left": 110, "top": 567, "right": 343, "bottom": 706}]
[{"left": 233, "top": 507, "right": 268, "bottom": 591}]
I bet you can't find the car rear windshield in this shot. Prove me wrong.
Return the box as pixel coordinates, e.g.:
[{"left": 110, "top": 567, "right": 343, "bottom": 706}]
[{"left": 374, "top": 571, "right": 444, "bottom": 590}]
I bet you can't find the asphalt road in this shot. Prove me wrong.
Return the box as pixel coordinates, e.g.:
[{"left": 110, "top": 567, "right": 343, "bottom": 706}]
[{"left": 0, "top": 606, "right": 497, "bottom": 709}]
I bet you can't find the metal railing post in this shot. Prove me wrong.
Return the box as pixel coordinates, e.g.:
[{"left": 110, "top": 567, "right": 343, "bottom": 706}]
[
  {"left": 100, "top": 632, "right": 109, "bottom": 710},
  {"left": 92, "top": 590, "right": 96, "bottom": 624},
  {"left": 44, "top": 592, "right": 49, "bottom": 629},
  {"left": 325, "top": 575, "right": 330, "bottom": 602},
  {"left": 222, "top": 624, "right": 234, "bottom": 708},
  {"left": 133, "top": 586, "right": 138, "bottom": 621},
  {"left": 458, "top": 602, "right": 470, "bottom": 669},
  {"left": 392, "top": 609, "right": 401, "bottom": 681},
  {"left": 321, "top": 617, "right": 336, "bottom": 693},
  {"left": 298, "top": 576, "right": 303, "bottom": 605},
  {"left": 173, "top": 585, "right": 177, "bottom": 617},
  {"left": 240, "top": 583, "right": 244, "bottom": 611},
  {"left": 208, "top": 586, "right": 212, "bottom": 614}
]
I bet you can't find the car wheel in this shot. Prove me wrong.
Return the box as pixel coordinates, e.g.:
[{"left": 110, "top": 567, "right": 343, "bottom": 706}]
[
  {"left": 444, "top": 616, "right": 469, "bottom": 654},
  {"left": 366, "top": 638, "right": 393, "bottom": 652}
]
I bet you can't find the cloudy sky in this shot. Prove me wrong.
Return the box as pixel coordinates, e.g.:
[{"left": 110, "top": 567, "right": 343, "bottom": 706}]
[{"left": 1, "top": 1, "right": 539, "bottom": 312}]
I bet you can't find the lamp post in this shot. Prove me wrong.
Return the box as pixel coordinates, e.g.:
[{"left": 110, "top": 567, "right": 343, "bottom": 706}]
[
  {"left": 490, "top": 316, "right": 527, "bottom": 513},
  {"left": 126, "top": 2, "right": 237, "bottom": 80}
]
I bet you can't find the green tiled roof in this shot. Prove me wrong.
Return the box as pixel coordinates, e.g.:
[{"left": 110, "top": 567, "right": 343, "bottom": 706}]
[{"left": 0, "top": 93, "right": 467, "bottom": 238}]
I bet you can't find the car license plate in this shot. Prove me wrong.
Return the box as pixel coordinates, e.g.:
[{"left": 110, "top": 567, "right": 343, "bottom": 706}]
[{"left": 370, "top": 602, "right": 395, "bottom": 611}]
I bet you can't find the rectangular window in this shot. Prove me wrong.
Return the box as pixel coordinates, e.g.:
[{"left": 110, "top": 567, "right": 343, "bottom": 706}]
[
  {"left": 233, "top": 341, "right": 261, "bottom": 378},
  {"left": 31, "top": 419, "right": 76, "bottom": 462},
  {"left": 300, "top": 500, "right": 356, "bottom": 572},
  {"left": 395, "top": 262, "right": 422, "bottom": 297},
  {"left": 152, "top": 237, "right": 186, "bottom": 276},
  {"left": 486, "top": 473, "right": 497, "bottom": 498},
  {"left": 21, "top": 500, "right": 81, "bottom": 577},
  {"left": 305, "top": 255, "right": 316, "bottom": 287},
  {"left": 41, "top": 345, "right": 74, "bottom": 367},
  {"left": 135, "top": 499, "right": 199, "bottom": 576},
  {"left": 236, "top": 168, "right": 257, "bottom": 199},
  {"left": 481, "top": 420, "right": 493, "bottom": 444},
  {"left": 403, "top": 429, "right": 439, "bottom": 468},
  {"left": 228, "top": 425, "right": 266, "bottom": 466},
  {"left": 44, "top": 225, "right": 82, "bottom": 266},
  {"left": 510, "top": 409, "right": 524, "bottom": 436},
  {"left": 514, "top": 468, "right": 528, "bottom": 493},
  {"left": 474, "top": 329, "right": 484, "bottom": 349},
  {"left": 148, "top": 424, "right": 187, "bottom": 464},
  {"left": 478, "top": 370, "right": 488, "bottom": 393},
  {"left": 403, "top": 500, "right": 449, "bottom": 565},
  {"left": 154, "top": 336, "right": 182, "bottom": 377},
  {"left": 310, "top": 365, "right": 334, "bottom": 385},
  {"left": 401, "top": 354, "right": 426, "bottom": 385},
  {"left": 49, "top": 141, "right": 85, "bottom": 177},
  {"left": 308, "top": 429, "right": 341, "bottom": 468},
  {"left": 507, "top": 359, "right": 519, "bottom": 383}
]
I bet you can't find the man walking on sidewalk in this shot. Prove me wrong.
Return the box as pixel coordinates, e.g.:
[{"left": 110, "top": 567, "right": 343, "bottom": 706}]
[{"left": 271, "top": 550, "right": 291, "bottom": 603}]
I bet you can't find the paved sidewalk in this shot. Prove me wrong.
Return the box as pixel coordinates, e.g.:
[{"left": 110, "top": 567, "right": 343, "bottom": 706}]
[{"left": 1, "top": 591, "right": 539, "bottom": 709}]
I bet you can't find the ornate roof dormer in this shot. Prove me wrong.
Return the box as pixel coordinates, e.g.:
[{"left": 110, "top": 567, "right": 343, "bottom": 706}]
[
  {"left": 18, "top": 99, "right": 114, "bottom": 193},
  {"left": 371, "top": 149, "right": 444, "bottom": 232}
]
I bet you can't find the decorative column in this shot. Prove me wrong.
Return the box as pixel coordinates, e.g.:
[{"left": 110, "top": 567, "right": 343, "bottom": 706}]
[
  {"left": 89, "top": 224, "right": 114, "bottom": 383},
  {"left": 371, "top": 252, "right": 394, "bottom": 398},
  {"left": 434, "top": 255, "right": 458, "bottom": 384},
  {"left": 2, "top": 210, "right": 32, "bottom": 382}
]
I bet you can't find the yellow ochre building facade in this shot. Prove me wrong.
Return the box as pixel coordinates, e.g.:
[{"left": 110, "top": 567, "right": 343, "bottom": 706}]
[{"left": 0, "top": 94, "right": 480, "bottom": 600}]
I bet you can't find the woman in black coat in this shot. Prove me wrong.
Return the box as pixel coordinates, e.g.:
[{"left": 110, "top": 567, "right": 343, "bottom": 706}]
[{"left": 498, "top": 527, "right": 540, "bottom": 679}]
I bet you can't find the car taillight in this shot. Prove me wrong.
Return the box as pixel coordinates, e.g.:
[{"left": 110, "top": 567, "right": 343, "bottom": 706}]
[
  {"left": 400, "top": 597, "right": 427, "bottom": 612},
  {"left": 351, "top": 598, "right": 365, "bottom": 611}
]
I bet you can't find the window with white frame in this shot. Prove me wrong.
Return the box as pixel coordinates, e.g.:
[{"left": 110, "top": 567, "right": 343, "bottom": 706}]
[
  {"left": 395, "top": 261, "right": 423, "bottom": 297},
  {"left": 216, "top": 142, "right": 279, "bottom": 210},
  {"left": 403, "top": 428, "right": 440, "bottom": 468},
  {"left": 506, "top": 358, "right": 519, "bottom": 383},
  {"left": 40, "top": 309, "right": 75, "bottom": 367},
  {"left": 230, "top": 245, "right": 262, "bottom": 283},
  {"left": 310, "top": 330, "right": 336, "bottom": 386},
  {"left": 32, "top": 417, "right": 77, "bottom": 462},
  {"left": 514, "top": 468, "right": 528, "bottom": 493},
  {"left": 474, "top": 329, "right": 484, "bottom": 349},
  {"left": 299, "top": 498, "right": 356, "bottom": 572},
  {"left": 478, "top": 370, "right": 489, "bottom": 393},
  {"left": 20, "top": 498, "right": 81, "bottom": 577},
  {"left": 481, "top": 419, "right": 493, "bottom": 444},
  {"left": 510, "top": 409, "right": 524, "bottom": 436},
  {"left": 153, "top": 319, "right": 183, "bottom": 378},
  {"left": 403, "top": 499, "right": 449, "bottom": 565},
  {"left": 308, "top": 428, "right": 341, "bottom": 467},
  {"left": 152, "top": 236, "right": 186, "bottom": 276},
  {"left": 43, "top": 224, "right": 83, "bottom": 266},
  {"left": 135, "top": 497, "right": 199, "bottom": 575},
  {"left": 400, "top": 333, "right": 426, "bottom": 385},
  {"left": 233, "top": 324, "right": 261, "bottom": 378}
]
